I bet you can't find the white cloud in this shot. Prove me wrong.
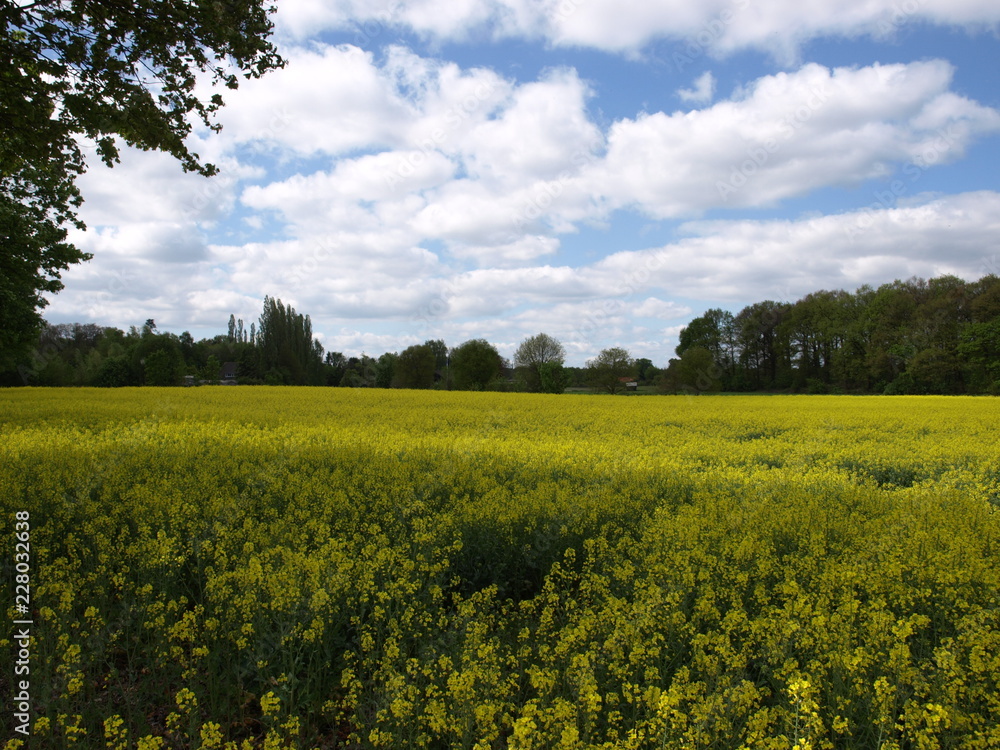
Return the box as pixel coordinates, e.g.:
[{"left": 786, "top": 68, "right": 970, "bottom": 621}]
[
  {"left": 590, "top": 190, "right": 1000, "bottom": 303},
  {"left": 633, "top": 298, "right": 693, "bottom": 319},
  {"left": 677, "top": 72, "right": 716, "bottom": 104},
  {"left": 584, "top": 60, "right": 1000, "bottom": 218},
  {"left": 447, "top": 235, "right": 561, "bottom": 266},
  {"left": 213, "top": 44, "right": 411, "bottom": 157},
  {"left": 457, "top": 68, "right": 601, "bottom": 186},
  {"left": 270, "top": 0, "right": 1000, "bottom": 58}
]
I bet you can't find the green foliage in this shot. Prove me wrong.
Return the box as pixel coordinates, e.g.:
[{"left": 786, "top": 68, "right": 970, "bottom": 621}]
[
  {"left": 1, "top": 0, "right": 284, "bottom": 367},
  {"left": 450, "top": 338, "right": 503, "bottom": 390},
  {"left": 0, "top": 195, "right": 91, "bottom": 369},
  {"left": 538, "top": 360, "right": 570, "bottom": 393},
  {"left": 393, "top": 344, "right": 437, "bottom": 389},
  {"left": 681, "top": 274, "right": 1000, "bottom": 394},
  {"left": 675, "top": 345, "right": 722, "bottom": 393},
  {"left": 143, "top": 347, "right": 183, "bottom": 386},
  {"left": 202, "top": 354, "right": 222, "bottom": 382},
  {"left": 257, "top": 296, "right": 324, "bottom": 385},
  {"left": 514, "top": 333, "right": 566, "bottom": 392},
  {"left": 94, "top": 355, "right": 134, "bottom": 387},
  {"left": 586, "top": 346, "right": 636, "bottom": 394},
  {"left": 375, "top": 352, "right": 398, "bottom": 388}
]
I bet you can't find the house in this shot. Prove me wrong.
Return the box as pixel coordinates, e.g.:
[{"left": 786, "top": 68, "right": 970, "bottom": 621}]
[{"left": 220, "top": 362, "right": 239, "bottom": 384}]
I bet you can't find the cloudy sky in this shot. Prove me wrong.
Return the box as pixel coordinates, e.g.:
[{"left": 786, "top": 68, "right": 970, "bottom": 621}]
[{"left": 49, "top": 0, "right": 1000, "bottom": 365}]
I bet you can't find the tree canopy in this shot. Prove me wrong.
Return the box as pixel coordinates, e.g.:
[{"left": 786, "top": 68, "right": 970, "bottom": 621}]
[
  {"left": 450, "top": 338, "right": 503, "bottom": 390},
  {"left": 586, "top": 347, "right": 636, "bottom": 395},
  {"left": 513, "top": 333, "right": 566, "bottom": 392},
  {"left": 1, "top": 0, "right": 285, "bottom": 366}
]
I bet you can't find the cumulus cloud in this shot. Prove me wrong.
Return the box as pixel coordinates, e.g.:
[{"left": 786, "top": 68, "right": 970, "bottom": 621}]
[
  {"left": 270, "top": 0, "right": 1000, "bottom": 58},
  {"left": 633, "top": 298, "right": 694, "bottom": 319},
  {"left": 590, "top": 190, "right": 1000, "bottom": 304},
  {"left": 677, "top": 72, "right": 716, "bottom": 104},
  {"left": 584, "top": 60, "right": 1000, "bottom": 218}
]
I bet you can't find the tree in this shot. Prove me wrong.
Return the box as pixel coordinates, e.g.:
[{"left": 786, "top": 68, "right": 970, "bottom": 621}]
[
  {"left": 425, "top": 339, "right": 449, "bottom": 372},
  {"left": 375, "top": 352, "right": 397, "bottom": 388},
  {"left": 202, "top": 354, "right": 222, "bottom": 382},
  {"left": 514, "top": 333, "right": 566, "bottom": 392},
  {"left": 392, "top": 344, "right": 436, "bottom": 389},
  {"left": 257, "top": 296, "right": 323, "bottom": 385},
  {"left": 95, "top": 355, "right": 134, "bottom": 387},
  {"left": 676, "top": 308, "right": 737, "bottom": 385},
  {"left": 735, "top": 300, "right": 790, "bottom": 389},
  {"left": 143, "top": 347, "right": 183, "bottom": 386},
  {"left": 450, "top": 339, "right": 502, "bottom": 390},
  {"left": 324, "top": 351, "right": 347, "bottom": 386},
  {"left": 675, "top": 346, "right": 722, "bottom": 394},
  {"left": 538, "top": 361, "right": 570, "bottom": 394},
  {"left": 586, "top": 347, "right": 636, "bottom": 395},
  {"left": 1, "top": 0, "right": 285, "bottom": 367}
]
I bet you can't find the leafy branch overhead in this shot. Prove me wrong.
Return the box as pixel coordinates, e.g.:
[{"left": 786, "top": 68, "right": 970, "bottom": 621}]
[{"left": 0, "top": 0, "right": 285, "bottom": 367}]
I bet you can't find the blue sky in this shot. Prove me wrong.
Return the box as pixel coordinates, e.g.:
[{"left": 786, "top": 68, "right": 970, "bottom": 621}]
[{"left": 50, "top": 0, "right": 1000, "bottom": 365}]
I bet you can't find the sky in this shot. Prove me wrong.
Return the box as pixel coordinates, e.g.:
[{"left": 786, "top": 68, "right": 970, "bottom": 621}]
[{"left": 47, "top": 0, "right": 1000, "bottom": 366}]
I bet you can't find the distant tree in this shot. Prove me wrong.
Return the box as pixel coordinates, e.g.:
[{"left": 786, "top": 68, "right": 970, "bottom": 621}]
[
  {"left": 202, "top": 355, "right": 222, "bottom": 382},
  {"left": 257, "top": 296, "right": 323, "bottom": 385},
  {"left": 676, "top": 346, "right": 722, "bottom": 394},
  {"left": 514, "top": 333, "right": 566, "bottom": 392},
  {"left": 95, "top": 355, "right": 134, "bottom": 387},
  {"left": 393, "top": 344, "right": 436, "bottom": 389},
  {"left": 586, "top": 347, "right": 636, "bottom": 394},
  {"left": 324, "top": 352, "right": 347, "bottom": 386},
  {"left": 451, "top": 339, "right": 503, "bottom": 390},
  {"left": 375, "top": 352, "right": 398, "bottom": 388},
  {"left": 634, "top": 357, "right": 654, "bottom": 383},
  {"left": 144, "top": 348, "right": 183, "bottom": 386},
  {"left": 339, "top": 369, "right": 364, "bottom": 387},
  {"left": 538, "top": 361, "right": 570, "bottom": 393},
  {"left": 958, "top": 319, "right": 1000, "bottom": 392},
  {"left": 425, "top": 339, "right": 449, "bottom": 370},
  {"left": 735, "top": 300, "right": 790, "bottom": 389},
  {"left": 655, "top": 359, "right": 682, "bottom": 394}
]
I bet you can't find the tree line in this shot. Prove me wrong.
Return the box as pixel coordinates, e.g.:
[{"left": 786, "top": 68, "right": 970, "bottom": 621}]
[
  {"left": 661, "top": 274, "right": 1000, "bottom": 395},
  {"left": 0, "top": 298, "right": 646, "bottom": 392},
  {"left": 4, "top": 274, "right": 997, "bottom": 394}
]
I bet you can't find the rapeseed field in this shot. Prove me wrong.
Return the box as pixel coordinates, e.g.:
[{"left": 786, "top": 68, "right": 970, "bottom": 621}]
[{"left": 2, "top": 388, "right": 999, "bottom": 749}]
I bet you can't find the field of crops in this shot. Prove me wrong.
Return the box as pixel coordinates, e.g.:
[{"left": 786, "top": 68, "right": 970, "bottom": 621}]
[{"left": 2, "top": 388, "right": 999, "bottom": 749}]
